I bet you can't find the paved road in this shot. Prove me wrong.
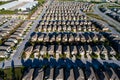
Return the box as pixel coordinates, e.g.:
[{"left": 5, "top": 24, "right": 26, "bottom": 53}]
[{"left": 93, "top": 3, "right": 120, "bottom": 34}]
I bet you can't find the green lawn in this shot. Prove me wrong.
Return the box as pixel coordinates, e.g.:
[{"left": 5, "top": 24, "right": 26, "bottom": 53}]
[
  {"left": 0, "top": 58, "right": 5, "bottom": 62},
  {"left": 38, "top": 0, "right": 45, "bottom": 5},
  {"left": 0, "top": 10, "right": 17, "bottom": 14},
  {"left": 0, "top": 2, "right": 9, "bottom": 5},
  {"left": 0, "top": 67, "right": 24, "bottom": 80}
]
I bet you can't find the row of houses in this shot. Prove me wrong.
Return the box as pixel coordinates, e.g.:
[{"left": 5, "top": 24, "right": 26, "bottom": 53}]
[
  {"left": 30, "top": 32, "right": 106, "bottom": 43},
  {"left": 104, "top": 33, "right": 120, "bottom": 53},
  {"left": 22, "top": 63, "right": 119, "bottom": 80},
  {"left": 38, "top": 20, "right": 109, "bottom": 32},
  {"left": 0, "top": 14, "right": 28, "bottom": 20},
  {"left": 48, "top": 1, "right": 93, "bottom": 12},
  {"left": 37, "top": 24, "right": 97, "bottom": 32},
  {"left": 0, "top": 19, "right": 23, "bottom": 39},
  {"left": 0, "top": 20, "right": 32, "bottom": 58},
  {"left": 0, "top": 17, "right": 9, "bottom": 26},
  {"left": 42, "top": 2, "right": 93, "bottom": 20},
  {"left": 101, "top": 7, "right": 120, "bottom": 22},
  {"left": 24, "top": 44, "right": 116, "bottom": 59},
  {"left": 37, "top": 20, "right": 96, "bottom": 32},
  {"left": 42, "top": 14, "right": 88, "bottom": 21},
  {"left": 106, "top": 11, "right": 120, "bottom": 22}
]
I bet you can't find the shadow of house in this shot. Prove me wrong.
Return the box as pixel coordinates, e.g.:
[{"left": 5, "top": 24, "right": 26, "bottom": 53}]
[
  {"left": 21, "top": 59, "right": 32, "bottom": 67},
  {"left": 32, "top": 58, "right": 40, "bottom": 68},
  {"left": 75, "top": 59, "right": 85, "bottom": 68},
  {"left": 57, "top": 58, "right": 65, "bottom": 67},
  {"left": 32, "top": 68, "right": 44, "bottom": 80},
  {"left": 91, "top": 59, "right": 106, "bottom": 80},
  {"left": 54, "top": 67, "right": 64, "bottom": 80},
  {"left": 109, "top": 63, "right": 120, "bottom": 78},
  {"left": 49, "top": 58, "right": 56, "bottom": 67},
  {"left": 44, "top": 66, "right": 50, "bottom": 79},
  {"left": 73, "top": 67, "right": 80, "bottom": 80}
]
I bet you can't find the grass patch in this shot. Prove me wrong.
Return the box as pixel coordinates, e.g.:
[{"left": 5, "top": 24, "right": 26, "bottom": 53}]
[
  {"left": 38, "top": 0, "right": 45, "bottom": 5},
  {"left": 0, "top": 10, "right": 17, "bottom": 14},
  {"left": 0, "top": 1, "right": 9, "bottom": 5},
  {"left": 0, "top": 58, "right": 5, "bottom": 62},
  {"left": 0, "top": 67, "right": 25, "bottom": 80}
]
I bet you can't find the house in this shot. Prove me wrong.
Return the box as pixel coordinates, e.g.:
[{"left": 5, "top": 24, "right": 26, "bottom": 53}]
[
  {"left": 40, "top": 45, "right": 47, "bottom": 56},
  {"left": 10, "top": 34, "right": 21, "bottom": 40},
  {"left": 7, "top": 38, "right": 18, "bottom": 44},
  {"left": 49, "top": 34, "right": 56, "bottom": 42},
  {"left": 38, "top": 33, "right": 44, "bottom": 42},
  {"left": 52, "top": 25, "right": 57, "bottom": 32},
  {"left": 98, "top": 45, "right": 108, "bottom": 55},
  {"left": 43, "top": 26, "right": 47, "bottom": 32},
  {"left": 72, "top": 26, "right": 76, "bottom": 32},
  {"left": 77, "top": 45, "right": 85, "bottom": 55},
  {"left": 62, "top": 33, "right": 68, "bottom": 42},
  {"left": 68, "top": 33, "right": 74, "bottom": 42},
  {"left": 33, "top": 45, "right": 40, "bottom": 58},
  {"left": 80, "top": 34, "right": 86, "bottom": 42},
  {"left": 31, "top": 33, "right": 38, "bottom": 42},
  {"left": 38, "top": 26, "right": 42, "bottom": 32},
  {"left": 84, "top": 45, "right": 92, "bottom": 54},
  {"left": 90, "top": 33, "right": 98, "bottom": 42},
  {"left": 67, "top": 26, "right": 72, "bottom": 31},
  {"left": 4, "top": 41, "right": 16, "bottom": 47},
  {"left": 47, "top": 26, "right": 52, "bottom": 32},
  {"left": 24, "top": 46, "right": 33, "bottom": 57},
  {"left": 92, "top": 46, "right": 100, "bottom": 55},
  {"left": 47, "top": 45, "right": 54, "bottom": 56},
  {"left": 63, "top": 45, "right": 70, "bottom": 58},
  {"left": 44, "top": 33, "right": 49, "bottom": 42},
  {"left": 74, "top": 33, "right": 80, "bottom": 42},
  {"left": 106, "top": 46, "right": 116, "bottom": 56},
  {"left": 0, "top": 51, "right": 8, "bottom": 58},
  {"left": 58, "top": 26, "right": 62, "bottom": 32},
  {"left": 98, "top": 34, "right": 106, "bottom": 42},
  {"left": 77, "top": 25, "right": 82, "bottom": 31},
  {"left": 70, "top": 46, "right": 77, "bottom": 55},
  {"left": 63, "top": 25, "right": 67, "bottom": 31},
  {"left": 84, "top": 34, "right": 91, "bottom": 43},
  {"left": 55, "top": 45, "right": 62, "bottom": 55},
  {"left": 56, "top": 33, "right": 62, "bottom": 42},
  {"left": 0, "top": 46, "right": 11, "bottom": 53}
]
